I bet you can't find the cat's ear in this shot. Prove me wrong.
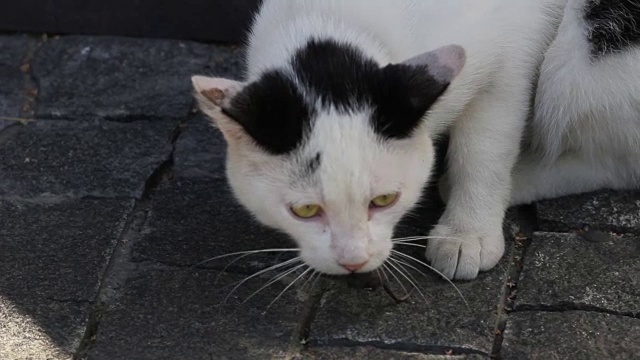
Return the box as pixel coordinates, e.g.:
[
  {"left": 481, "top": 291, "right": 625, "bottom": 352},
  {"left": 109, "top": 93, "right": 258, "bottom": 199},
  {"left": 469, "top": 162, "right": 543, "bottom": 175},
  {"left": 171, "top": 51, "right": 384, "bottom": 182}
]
[
  {"left": 191, "top": 75, "right": 249, "bottom": 144},
  {"left": 376, "top": 45, "right": 466, "bottom": 127},
  {"left": 401, "top": 44, "right": 466, "bottom": 84}
]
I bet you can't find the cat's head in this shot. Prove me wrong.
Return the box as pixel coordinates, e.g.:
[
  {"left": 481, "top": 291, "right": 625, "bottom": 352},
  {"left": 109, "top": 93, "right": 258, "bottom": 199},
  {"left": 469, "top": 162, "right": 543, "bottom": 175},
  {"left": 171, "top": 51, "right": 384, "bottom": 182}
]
[{"left": 192, "top": 40, "right": 465, "bottom": 275}]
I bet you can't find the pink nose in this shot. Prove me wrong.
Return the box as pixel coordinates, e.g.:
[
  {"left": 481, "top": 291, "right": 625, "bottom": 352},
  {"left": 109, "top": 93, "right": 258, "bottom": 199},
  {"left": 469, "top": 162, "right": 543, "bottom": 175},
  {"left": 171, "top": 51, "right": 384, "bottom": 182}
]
[{"left": 340, "top": 261, "right": 368, "bottom": 272}]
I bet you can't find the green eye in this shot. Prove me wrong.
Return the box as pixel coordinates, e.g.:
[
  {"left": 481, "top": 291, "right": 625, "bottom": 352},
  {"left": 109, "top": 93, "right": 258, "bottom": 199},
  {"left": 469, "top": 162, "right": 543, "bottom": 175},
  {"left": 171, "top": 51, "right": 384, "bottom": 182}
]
[
  {"left": 371, "top": 193, "right": 399, "bottom": 208},
  {"left": 291, "top": 204, "right": 321, "bottom": 219}
]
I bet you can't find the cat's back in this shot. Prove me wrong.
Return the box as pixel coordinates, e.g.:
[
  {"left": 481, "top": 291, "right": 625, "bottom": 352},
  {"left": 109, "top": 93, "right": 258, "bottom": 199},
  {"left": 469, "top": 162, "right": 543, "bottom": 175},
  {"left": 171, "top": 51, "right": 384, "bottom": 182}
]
[
  {"left": 245, "top": 0, "right": 418, "bottom": 77},
  {"left": 246, "top": 0, "right": 563, "bottom": 78},
  {"left": 532, "top": 0, "right": 640, "bottom": 159}
]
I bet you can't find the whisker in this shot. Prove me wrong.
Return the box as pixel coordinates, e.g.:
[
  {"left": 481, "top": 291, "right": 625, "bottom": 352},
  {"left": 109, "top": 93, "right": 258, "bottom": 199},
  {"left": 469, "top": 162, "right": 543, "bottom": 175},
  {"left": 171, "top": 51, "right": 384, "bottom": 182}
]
[
  {"left": 192, "top": 248, "right": 299, "bottom": 268},
  {"left": 213, "top": 252, "right": 254, "bottom": 285},
  {"left": 386, "top": 258, "right": 428, "bottom": 303},
  {"left": 374, "top": 268, "right": 383, "bottom": 284},
  {"left": 389, "top": 255, "right": 435, "bottom": 282},
  {"left": 309, "top": 271, "right": 323, "bottom": 289},
  {"left": 391, "top": 235, "right": 431, "bottom": 241},
  {"left": 265, "top": 267, "right": 312, "bottom": 310},
  {"left": 381, "top": 262, "right": 409, "bottom": 295},
  {"left": 392, "top": 242, "right": 427, "bottom": 249},
  {"left": 378, "top": 267, "right": 390, "bottom": 283},
  {"left": 242, "top": 263, "right": 306, "bottom": 304},
  {"left": 223, "top": 257, "right": 302, "bottom": 304},
  {"left": 387, "top": 255, "right": 439, "bottom": 302},
  {"left": 391, "top": 235, "right": 462, "bottom": 242},
  {"left": 300, "top": 269, "right": 319, "bottom": 291},
  {"left": 391, "top": 250, "right": 470, "bottom": 309}
]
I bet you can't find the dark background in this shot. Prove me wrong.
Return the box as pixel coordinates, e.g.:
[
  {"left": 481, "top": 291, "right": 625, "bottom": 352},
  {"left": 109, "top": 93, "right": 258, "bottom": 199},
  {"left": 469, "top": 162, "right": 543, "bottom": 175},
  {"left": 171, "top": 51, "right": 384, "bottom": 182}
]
[{"left": 0, "top": 0, "right": 262, "bottom": 43}]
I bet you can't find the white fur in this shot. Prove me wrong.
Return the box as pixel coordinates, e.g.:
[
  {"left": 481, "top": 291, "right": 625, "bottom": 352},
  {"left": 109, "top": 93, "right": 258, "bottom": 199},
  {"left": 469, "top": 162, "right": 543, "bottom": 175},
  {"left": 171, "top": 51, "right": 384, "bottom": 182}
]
[
  {"left": 512, "top": 0, "right": 640, "bottom": 204},
  {"left": 194, "top": 0, "right": 640, "bottom": 279}
]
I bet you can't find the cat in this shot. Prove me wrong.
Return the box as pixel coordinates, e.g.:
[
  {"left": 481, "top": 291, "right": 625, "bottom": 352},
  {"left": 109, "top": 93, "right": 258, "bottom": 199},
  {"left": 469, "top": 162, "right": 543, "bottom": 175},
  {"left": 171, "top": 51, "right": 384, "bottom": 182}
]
[{"left": 191, "top": 0, "right": 640, "bottom": 280}]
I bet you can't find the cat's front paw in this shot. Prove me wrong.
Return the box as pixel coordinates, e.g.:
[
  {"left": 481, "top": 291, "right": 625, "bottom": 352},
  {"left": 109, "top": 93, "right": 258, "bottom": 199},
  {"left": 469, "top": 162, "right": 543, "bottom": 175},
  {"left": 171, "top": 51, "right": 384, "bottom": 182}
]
[{"left": 425, "top": 223, "right": 504, "bottom": 280}]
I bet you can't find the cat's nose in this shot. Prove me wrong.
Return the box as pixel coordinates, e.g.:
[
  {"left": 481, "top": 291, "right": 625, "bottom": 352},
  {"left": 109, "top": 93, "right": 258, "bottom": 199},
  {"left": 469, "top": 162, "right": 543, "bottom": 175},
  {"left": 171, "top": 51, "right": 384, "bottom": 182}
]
[{"left": 340, "top": 261, "right": 368, "bottom": 272}]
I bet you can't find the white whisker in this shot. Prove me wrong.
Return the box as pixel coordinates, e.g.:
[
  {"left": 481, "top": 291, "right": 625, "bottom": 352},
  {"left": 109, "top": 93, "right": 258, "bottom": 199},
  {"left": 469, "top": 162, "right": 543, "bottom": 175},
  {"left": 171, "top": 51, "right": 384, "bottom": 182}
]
[
  {"left": 386, "top": 259, "right": 428, "bottom": 303},
  {"left": 266, "top": 267, "right": 312, "bottom": 310},
  {"left": 193, "top": 248, "right": 299, "bottom": 268},
  {"left": 391, "top": 250, "right": 470, "bottom": 309},
  {"left": 391, "top": 235, "right": 430, "bottom": 241},
  {"left": 391, "top": 235, "right": 462, "bottom": 242},
  {"left": 213, "top": 252, "right": 254, "bottom": 285},
  {"left": 223, "top": 257, "right": 302, "bottom": 303},
  {"left": 242, "top": 263, "right": 306, "bottom": 304},
  {"left": 378, "top": 267, "right": 390, "bottom": 283},
  {"left": 381, "top": 262, "right": 409, "bottom": 295},
  {"left": 300, "top": 269, "right": 319, "bottom": 291},
  {"left": 392, "top": 242, "right": 427, "bottom": 249},
  {"left": 309, "top": 271, "right": 323, "bottom": 289}
]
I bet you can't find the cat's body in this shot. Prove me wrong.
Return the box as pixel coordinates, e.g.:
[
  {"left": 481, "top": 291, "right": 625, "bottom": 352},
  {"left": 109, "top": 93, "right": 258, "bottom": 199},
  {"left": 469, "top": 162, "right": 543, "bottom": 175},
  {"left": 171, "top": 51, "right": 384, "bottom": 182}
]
[{"left": 192, "top": 0, "right": 640, "bottom": 280}]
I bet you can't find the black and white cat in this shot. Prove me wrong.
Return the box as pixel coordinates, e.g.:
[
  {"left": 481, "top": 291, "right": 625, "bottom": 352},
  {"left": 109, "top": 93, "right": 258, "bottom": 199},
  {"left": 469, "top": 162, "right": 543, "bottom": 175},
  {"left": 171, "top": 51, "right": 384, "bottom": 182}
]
[{"left": 192, "top": 0, "right": 640, "bottom": 280}]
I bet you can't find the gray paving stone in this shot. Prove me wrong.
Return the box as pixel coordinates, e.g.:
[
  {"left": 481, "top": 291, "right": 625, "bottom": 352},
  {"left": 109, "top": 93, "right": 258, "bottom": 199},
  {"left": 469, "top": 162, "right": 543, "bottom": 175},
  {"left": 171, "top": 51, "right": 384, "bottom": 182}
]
[
  {"left": 0, "top": 198, "right": 134, "bottom": 359},
  {"left": 516, "top": 232, "right": 639, "bottom": 315},
  {"left": 0, "top": 120, "right": 175, "bottom": 199},
  {"left": 536, "top": 190, "right": 640, "bottom": 235},
  {"left": 0, "top": 35, "right": 29, "bottom": 130},
  {"left": 32, "top": 36, "right": 243, "bottom": 120},
  {"left": 174, "top": 114, "right": 226, "bottom": 180},
  {"left": 0, "top": 299, "right": 89, "bottom": 360},
  {"left": 85, "top": 268, "right": 305, "bottom": 360},
  {"left": 132, "top": 179, "right": 295, "bottom": 274},
  {"left": 310, "top": 254, "right": 511, "bottom": 355},
  {"left": 297, "top": 347, "right": 485, "bottom": 359},
  {"left": 502, "top": 311, "right": 640, "bottom": 359}
]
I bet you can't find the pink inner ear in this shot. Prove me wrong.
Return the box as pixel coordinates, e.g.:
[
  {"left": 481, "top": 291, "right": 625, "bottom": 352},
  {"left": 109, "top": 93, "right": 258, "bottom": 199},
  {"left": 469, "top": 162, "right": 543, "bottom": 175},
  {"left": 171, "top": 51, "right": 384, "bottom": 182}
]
[
  {"left": 402, "top": 44, "right": 466, "bottom": 83},
  {"left": 433, "top": 44, "right": 466, "bottom": 78},
  {"left": 191, "top": 75, "right": 242, "bottom": 94}
]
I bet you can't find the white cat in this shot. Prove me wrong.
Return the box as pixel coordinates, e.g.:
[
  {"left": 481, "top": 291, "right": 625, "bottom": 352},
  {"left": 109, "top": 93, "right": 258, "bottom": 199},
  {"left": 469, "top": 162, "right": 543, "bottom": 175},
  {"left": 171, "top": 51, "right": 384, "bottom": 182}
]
[{"left": 192, "top": 0, "right": 640, "bottom": 280}]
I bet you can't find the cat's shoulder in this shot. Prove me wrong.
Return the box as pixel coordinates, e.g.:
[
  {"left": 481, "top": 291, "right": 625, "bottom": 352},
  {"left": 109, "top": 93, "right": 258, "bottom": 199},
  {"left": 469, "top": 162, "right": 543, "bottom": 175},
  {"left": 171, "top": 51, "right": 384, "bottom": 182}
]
[{"left": 582, "top": 0, "right": 640, "bottom": 56}]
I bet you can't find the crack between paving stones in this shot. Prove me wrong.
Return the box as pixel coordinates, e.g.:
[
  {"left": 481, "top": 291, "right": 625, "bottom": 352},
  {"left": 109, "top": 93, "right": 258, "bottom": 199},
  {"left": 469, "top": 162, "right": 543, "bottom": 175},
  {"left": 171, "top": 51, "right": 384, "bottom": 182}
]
[
  {"left": 0, "top": 124, "right": 22, "bottom": 147},
  {"left": 45, "top": 297, "right": 93, "bottom": 305},
  {"left": 73, "top": 199, "right": 145, "bottom": 359},
  {"left": 73, "top": 120, "right": 188, "bottom": 358},
  {"left": 130, "top": 257, "right": 225, "bottom": 270},
  {"left": 286, "top": 278, "right": 328, "bottom": 359},
  {"left": 308, "top": 338, "right": 488, "bottom": 357},
  {"left": 513, "top": 303, "right": 640, "bottom": 319},
  {"left": 18, "top": 35, "right": 42, "bottom": 119},
  {"left": 490, "top": 205, "right": 538, "bottom": 359}
]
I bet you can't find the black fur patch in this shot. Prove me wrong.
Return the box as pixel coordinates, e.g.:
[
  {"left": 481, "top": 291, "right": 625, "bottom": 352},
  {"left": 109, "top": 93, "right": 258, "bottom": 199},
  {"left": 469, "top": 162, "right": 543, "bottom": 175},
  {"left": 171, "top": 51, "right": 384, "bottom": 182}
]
[
  {"left": 291, "top": 39, "right": 450, "bottom": 140},
  {"left": 226, "top": 70, "right": 314, "bottom": 155},
  {"left": 585, "top": 0, "right": 640, "bottom": 57},
  {"left": 306, "top": 152, "right": 322, "bottom": 174},
  {"left": 296, "top": 151, "right": 322, "bottom": 180}
]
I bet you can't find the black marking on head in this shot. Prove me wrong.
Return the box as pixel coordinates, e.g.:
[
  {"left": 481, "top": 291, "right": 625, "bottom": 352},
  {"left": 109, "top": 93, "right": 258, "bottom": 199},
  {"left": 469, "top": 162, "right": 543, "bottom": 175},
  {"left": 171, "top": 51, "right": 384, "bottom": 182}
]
[
  {"left": 295, "top": 151, "right": 322, "bottom": 182},
  {"left": 306, "top": 152, "right": 322, "bottom": 174},
  {"left": 291, "top": 39, "right": 450, "bottom": 140},
  {"left": 372, "top": 64, "right": 449, "bottom": 139},
  {"left": 585, "top": 0, "right": 640, "bottom": 57},
  {"left": 225, "top": 70, "right": 314, "bottom": 155},
  {"left": 292, "top": 38, "right": 380, "bottom": 111}
]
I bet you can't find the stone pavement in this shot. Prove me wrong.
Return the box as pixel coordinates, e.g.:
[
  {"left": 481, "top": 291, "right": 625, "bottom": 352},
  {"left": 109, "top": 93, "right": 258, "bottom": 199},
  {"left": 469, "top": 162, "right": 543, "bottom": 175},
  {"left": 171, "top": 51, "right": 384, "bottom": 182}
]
[{"left": 0, "top": 34, "right": 638, "bottom": 360}]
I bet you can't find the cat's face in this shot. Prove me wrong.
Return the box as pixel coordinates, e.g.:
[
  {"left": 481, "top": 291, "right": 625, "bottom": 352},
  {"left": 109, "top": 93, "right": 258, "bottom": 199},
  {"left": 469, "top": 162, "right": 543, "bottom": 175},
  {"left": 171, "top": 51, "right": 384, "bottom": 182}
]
[{"left": 192, "top": 40, "right": 465, "bottom": 275}]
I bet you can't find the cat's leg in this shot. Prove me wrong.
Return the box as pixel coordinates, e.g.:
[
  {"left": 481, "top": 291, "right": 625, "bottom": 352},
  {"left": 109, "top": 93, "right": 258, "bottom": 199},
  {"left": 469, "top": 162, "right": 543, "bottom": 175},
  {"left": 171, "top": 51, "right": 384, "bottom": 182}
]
[
  {"left": 426, "top": 88, "right": 527, "bottom": 280},
  {"left": 511, "top": 153, "right": 640, "bottom": 205}
]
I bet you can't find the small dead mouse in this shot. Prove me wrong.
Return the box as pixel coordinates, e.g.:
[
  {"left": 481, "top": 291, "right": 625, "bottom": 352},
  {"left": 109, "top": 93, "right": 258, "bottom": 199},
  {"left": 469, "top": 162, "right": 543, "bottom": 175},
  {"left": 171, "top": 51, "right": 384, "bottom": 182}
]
[{"left": 335, "top": 272, "right": 414, "bottom": 303}]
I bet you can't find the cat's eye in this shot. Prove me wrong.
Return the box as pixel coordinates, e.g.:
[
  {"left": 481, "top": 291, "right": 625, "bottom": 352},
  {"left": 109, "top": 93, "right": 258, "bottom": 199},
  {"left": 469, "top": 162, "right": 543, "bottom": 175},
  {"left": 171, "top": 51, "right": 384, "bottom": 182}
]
[
  {"left": 291, "top": 204, "right": 322, "bottom": 219},
  {"left": 370, "top": 193, "right": 399, "bottom": 208}
]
